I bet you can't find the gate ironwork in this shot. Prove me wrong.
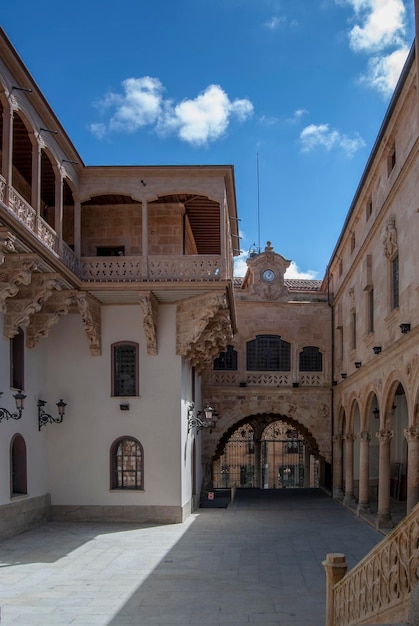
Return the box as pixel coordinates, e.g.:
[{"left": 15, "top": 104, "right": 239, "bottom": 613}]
[{"left": 212, "top": 421, "right": 306, "bottom": 489}]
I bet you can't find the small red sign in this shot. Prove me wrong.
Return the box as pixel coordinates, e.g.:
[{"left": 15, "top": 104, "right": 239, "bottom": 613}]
[{"left": 208, "top": 492, "right": 214, "bottom": 500}]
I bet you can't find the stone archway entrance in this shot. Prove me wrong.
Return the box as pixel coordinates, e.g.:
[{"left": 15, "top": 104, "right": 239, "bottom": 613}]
[{"left": 211, "top": 415, "right": 321, "bottom": 489}]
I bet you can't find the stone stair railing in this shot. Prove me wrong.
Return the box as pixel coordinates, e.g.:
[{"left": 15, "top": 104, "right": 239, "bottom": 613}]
[{"left": 323, "top": 502, "right": 419, "bottom": 626}]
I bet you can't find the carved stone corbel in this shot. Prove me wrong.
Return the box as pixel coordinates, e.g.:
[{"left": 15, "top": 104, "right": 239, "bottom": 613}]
[
  {"left": 75, "top": 292, "right": 102, "bottom": 356},
  {"left": 0, "top": 254, "right": 38, "bottom": 312},
  {"left": 139, "top": 291, "right": 158, "bottom": 355},
  {"left": 3, "top": 273, "right": 63, "bottom": 338},
  {"left": 26, "top": 290, "right": 76, "bottom": 348},
  {"left": 176, "top": 291, "right": 233, "bottom": 373}
]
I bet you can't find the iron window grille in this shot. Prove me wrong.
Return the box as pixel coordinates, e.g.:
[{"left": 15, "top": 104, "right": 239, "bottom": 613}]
[
  {"left": 299, "top": 346, "right": 323, "bottom": 372},
  {"left": 246, "top": 335, "right": 291, "bottom": 371}
]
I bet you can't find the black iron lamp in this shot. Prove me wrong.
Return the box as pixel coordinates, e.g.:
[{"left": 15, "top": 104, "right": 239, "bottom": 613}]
[
  {"left": 38, "top": 398, "right": 67, "bottom": 431},
  {"left": 373, "top": 346, "right": 382, "bottom": 354},
  {"left": 341, "top": 373, "right": 347, "bottom": 379},
  {"left": 373, "top": 407, "right": 380, "bottom": 419},
  {"left": 0, "top": 390, "right": 26, "bottom": 422},
  {"left": 355, "top": 362, "right": 362, "bottom": 369},
  {"left": 187, "top": 403, "right": 217, "bottom": 432},
  {"left": 400, "top": 323, "right": 411, "bottom": 334}
]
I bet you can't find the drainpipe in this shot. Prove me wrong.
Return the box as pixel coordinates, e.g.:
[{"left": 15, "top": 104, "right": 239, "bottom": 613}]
[{"left": 327, "top": 268, "right": 335, "bottom": 496}]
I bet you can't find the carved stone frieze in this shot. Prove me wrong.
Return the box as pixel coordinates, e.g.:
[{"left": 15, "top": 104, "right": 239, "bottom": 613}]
[
  {"left": 75, "top": 292, "right": 102, "bottom": 356},
  {"left": 139, "top": 292, "right": 158, "bottom": 355},
  {"left": 176, "top": 291, "right": 233, "bottom": 373},
  {"left": 3, "top": 273, "right": 63, "bottom": 338},
  {"left": 26, "top": 290, "right": 76, "bottom": 348}
]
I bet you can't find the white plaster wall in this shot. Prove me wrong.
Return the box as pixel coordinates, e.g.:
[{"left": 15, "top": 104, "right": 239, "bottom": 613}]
[
  {"left": 180, "top": 361, "right": 203, "bottom": 507},
  {"left": 44, "top": 303, "right": 185, "bottom": 507},
  {"left": 0, "top": 313, "right": 49, "bottom": 504}
]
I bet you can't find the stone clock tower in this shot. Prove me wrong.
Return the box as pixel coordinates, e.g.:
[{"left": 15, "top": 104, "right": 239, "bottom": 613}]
[{"left": 242, "top": 241, "right": 290, "bottom": 300}]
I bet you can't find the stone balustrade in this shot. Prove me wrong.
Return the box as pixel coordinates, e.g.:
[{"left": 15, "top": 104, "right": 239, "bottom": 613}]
[
  {"left": 207, "top": 371, "right": 325, "bottom": 387},
  {"left": 326, "top": 502, "right": 419, "bottom": 625}
]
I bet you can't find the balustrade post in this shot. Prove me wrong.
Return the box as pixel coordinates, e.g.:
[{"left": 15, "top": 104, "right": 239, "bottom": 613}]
[
  {"left": 357, "top": 431, "right": 371, "bottom": 514},
  {"left": 343, "top": 432, "right": 356, "bottom": 506},
  {"left": 323, "top": 553, "right": 348, "bottom": 626},
  {"left": 333, "top": 434, "right": 344, "bottom": 499},
  {"left": 404, "top": 426, "right": 419, "bottom": 513},
  {"left": 376, "top": 429, "right": 394, "bottom": 529}
]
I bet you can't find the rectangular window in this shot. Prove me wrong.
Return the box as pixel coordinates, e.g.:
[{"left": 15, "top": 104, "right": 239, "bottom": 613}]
[
  {"left": 246, "top": 335, "right": 290, "bottom": 371},
  {"left": 392, "top": 255, "right": 399, "bottom": 309},
  {"left": 366, "top": 199, "right": 372, "bottom": 220},
  {"left": 112, "top": 342, "right": 139, "bottom": 396},
  {"left": 368, "top": 288, "right": 374, "bottom": 333},
  {"left": 10, "top": 328, "right": 24, "bottom": 390},
  {"left": 351, "top": 311, "right": 357, "bottom": 350},
  {"left": 388, "top": 144, "right": 396, "bottom": 175}
]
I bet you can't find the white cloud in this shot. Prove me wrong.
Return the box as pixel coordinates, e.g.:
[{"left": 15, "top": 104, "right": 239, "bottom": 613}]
[
  {"left": 284, "top": 261, "right": 319, "bottom": 280},
  {"left": 287, "top": 108, "right": 308, "bottom": 124},
  {"left": 264, "top": 16, "right": 285, "bottom": 30},
  {"left": 90, "top": 80, "right": 253, "bottom": 146},
  {"left": 300, "top": 123, "right": 365, "bottom": 156},
  {"left": 360, "top": 46, "right": 410, "bottom": 94},
  {"left": 343, "top": 0, "right": 407, "bottom": 52}
]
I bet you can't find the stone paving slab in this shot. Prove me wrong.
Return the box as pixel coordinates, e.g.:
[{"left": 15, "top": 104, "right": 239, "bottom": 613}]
[{"left": 0, "top": 489, "right": 382, "bottom": 625}]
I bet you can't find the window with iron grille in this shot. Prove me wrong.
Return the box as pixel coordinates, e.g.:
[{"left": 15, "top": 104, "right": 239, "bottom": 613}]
[
  {"left": 213, "top": 345, "right": 238, "bottom": 370},
  {"left": 299, "top": 346, "right": 323, "bottom": 372},
  {"left": 112, "top": 342, "right": 138, "bottom": 396},
  {"left": 10, "top": 434, "right": 27, "bottom": 496},
  {"left": 111, "top": 437, "right": 143, "bottom": 490},
  {"left": 246, "top": 335, "right": 290, "bottom": 371}
]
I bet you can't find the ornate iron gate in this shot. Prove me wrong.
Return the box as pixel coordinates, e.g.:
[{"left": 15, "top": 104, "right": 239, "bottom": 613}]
[{"left": 212, "top": 421, "right": 306, "bottom": 488}]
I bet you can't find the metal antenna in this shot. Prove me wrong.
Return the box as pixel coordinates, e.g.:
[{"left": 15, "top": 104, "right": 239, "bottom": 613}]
[{"left": 257, "top": 153, "right": 261, "bottom": 253}]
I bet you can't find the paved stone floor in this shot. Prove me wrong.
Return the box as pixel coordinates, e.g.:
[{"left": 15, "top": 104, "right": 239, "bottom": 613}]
[{"left": 0, "top": 489, "right": 383, "bottom": 625}]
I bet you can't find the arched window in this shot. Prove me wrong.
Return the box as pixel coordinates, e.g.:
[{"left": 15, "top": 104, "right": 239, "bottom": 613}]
[
  {"left": 111, "top": 437, "right": 143, "bottom": 490},
  {"left": 111, "top": 342, "right": 139, "bottom": 396},
  {"left": 299, "top": 346, "right": 323, "bottom": 372},
  {"left": 246, "top": 335, "right": 290, "bottom": 371},
  {"left": 10, "top": 434, "right": 27, "bottom": 496},
  {"left": 213, "top": 345, "right": 238, "bottom": 370}
]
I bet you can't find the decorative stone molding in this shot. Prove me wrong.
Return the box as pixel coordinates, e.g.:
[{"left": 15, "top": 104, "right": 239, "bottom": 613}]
[
  {"left": 376, "top": 429, "right": 394, "bottom": 443},
  {"left": 0, "top": 228, "right": 16, "bottom": 264},
  {"left": 3, "top": 273, "right": 63, "bottom": 338},
  {"left": 75, "top": 292, "right": 102, "bottom": 356},
  {"left": 244, "top": 241, "right": 290, "bottom": 301},
  {"left": 26, "top": 290, "right": 76, "bottom": 348},
  {"left": 176, "top": 291, "right": 233, "bottom": 373},
  {"left": 383, "top": 214, "right": 398, "bottom": 259},
  {"left": 139, "top": 292, "right": 158, "bottom": 355},
  {"left": 404, "top": 426, "right": 419, "bottom": 442},
  {"left": 359, "top": 431, "right": 372, "bottom": 442},
  {"left": 0, "top": 254, "right": 38, "bottom": 313}
]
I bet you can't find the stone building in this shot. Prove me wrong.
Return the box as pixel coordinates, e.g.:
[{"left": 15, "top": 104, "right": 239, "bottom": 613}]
[{"left": 0, "top": 18, "right": 419, "bottom": 542}]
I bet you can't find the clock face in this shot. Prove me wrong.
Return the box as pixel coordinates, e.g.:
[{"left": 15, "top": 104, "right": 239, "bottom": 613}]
[{"left": 262, "top": 269, "right": 275, "bottom": 282}]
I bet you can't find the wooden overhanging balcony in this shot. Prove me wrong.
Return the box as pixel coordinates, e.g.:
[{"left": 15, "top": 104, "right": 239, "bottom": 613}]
[{"left": 1, "top": 179, "right": 231, "bottom": 283}]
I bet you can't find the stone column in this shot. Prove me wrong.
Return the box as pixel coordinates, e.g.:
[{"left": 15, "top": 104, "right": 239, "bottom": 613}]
[
  {"left": 74, "top": 198, "right": 81, "bottom": 258},
  {"left": 376, "top": 429, "right": 393, "bottom": 529},
  {"left": 333, "top": 434, "right": 344, "bottom": 499},
  {"left": 404, "top": 426, "right": 419, "bottom": 513},
  {"left": 54, "top": 167, "right": 64, "bottom": 242},
  {"left": 142, "top": 199, "right": 148, "bottom": 280},
  {"left": 343, "top": 433, "right": 356, "bottom": 505},
  {"left": 357, "top": 431, "right": 371, "bottom": 514},
  {"left": 2, "top": 99, "right": 13, "bottom": 202},
  {"left": 30, "top": 134, "right": 41, "bottom": 217},
  {"left": 322, "top": 553, "right": 348, "bottom": 626}
]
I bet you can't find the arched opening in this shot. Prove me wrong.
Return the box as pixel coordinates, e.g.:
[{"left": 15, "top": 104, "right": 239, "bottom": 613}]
[
  {"left": 389, "top": 382, "right": 408, "bottom": 511},
  {"left": 110, "top": 436, "right": 144, "bottom": 490},
  {"left": 12, "top": 113, "right": 32, "bottom": 203},
  {"left": 211, "top": 414, "right": 321, "bottom": 490},
  {"left": 10, "top": 434, "right": 27, "bottom": 496}
]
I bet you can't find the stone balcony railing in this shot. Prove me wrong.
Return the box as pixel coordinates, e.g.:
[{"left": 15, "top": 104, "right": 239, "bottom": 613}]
[
  {"left": 326, "top": 502, "right": 419, "bottom": 625},
  {"left": 0, "top": 179, "right": 226, "bottom": 282},
  {"left": 206, "top": 371, "right": 326, "bottom": 386}
]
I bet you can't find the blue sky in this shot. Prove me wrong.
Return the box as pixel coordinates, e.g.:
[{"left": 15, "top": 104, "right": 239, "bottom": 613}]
[{"left": 1, "top": 0, "right": 415, "bottom": 278}]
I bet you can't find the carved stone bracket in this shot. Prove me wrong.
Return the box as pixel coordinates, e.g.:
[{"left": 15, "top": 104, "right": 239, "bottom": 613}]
[
  {"left": 26, "top": 290, "right": 76, "bottom": 348},
  {"left": 75, "top": 292, "right": 102, "bottom": 356},
  {"left": 404, "top": 426, "right": 419, "bottom": 442},
  {"left": 3, "top": 272, "right": 63, "bottom": 338},
  {"left": 0, "top": 254, "right": 38, "bottom": 313},
  {"left": 139, "top": 292, "right": 158, "bottom": 355},
  {"left": 176, "top": 291, "right": 233, "bottom": 373}
]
